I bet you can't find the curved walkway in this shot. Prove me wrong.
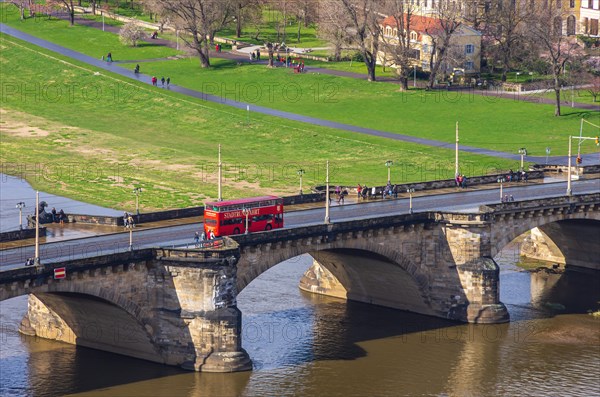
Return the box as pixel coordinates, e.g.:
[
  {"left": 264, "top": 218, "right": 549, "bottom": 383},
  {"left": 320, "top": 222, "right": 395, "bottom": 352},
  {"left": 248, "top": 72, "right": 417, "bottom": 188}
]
[{"left": 0, "top": 23, "right": 596, "bottom": 165}]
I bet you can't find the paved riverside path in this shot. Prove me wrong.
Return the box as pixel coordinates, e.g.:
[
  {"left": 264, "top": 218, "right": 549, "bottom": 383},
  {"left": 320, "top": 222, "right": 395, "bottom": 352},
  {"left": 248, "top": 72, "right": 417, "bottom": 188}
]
[{"left": 0, "top": 24, "right": 595, "bottom": 165}]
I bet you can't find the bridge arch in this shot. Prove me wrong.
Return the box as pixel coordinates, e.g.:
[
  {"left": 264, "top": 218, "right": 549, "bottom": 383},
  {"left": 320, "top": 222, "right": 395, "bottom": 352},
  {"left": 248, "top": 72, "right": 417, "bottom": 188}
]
[
  {"left": 491, "top": 211, "right": 600, "bottom": 271},
  {"left": 236, "top": 234, "right": 441, "bottom": 318}
]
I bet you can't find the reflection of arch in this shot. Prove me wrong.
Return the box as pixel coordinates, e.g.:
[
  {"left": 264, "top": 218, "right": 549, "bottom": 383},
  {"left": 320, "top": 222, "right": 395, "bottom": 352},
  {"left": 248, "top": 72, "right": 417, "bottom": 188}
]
[{"left": 566, "top": 15, "right": 576, "bottom": 35}]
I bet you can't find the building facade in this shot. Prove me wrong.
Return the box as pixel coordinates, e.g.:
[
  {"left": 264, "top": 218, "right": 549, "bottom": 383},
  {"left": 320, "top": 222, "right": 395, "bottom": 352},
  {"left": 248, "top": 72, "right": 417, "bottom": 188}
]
[{"left": 378, "top": 14, "right": 482, "bottom": 75}]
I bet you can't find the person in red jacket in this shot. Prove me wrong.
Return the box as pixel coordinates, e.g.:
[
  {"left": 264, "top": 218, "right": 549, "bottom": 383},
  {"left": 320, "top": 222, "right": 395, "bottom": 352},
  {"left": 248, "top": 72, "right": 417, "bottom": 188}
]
[{"left": 151, "top": 76, "right": 157, "bottom": 86}]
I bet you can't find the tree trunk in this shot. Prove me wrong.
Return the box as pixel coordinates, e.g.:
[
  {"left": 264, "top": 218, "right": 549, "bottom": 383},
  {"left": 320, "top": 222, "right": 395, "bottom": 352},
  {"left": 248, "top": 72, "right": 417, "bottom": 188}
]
[
  {"left": 400, "top": 76, "right": 409, "bottom": 91},
  {"left": 267, "top": 43, "right": 274, "bottom": 67},
  {"left": 554, "top": 76, "right": 561, "bottom": 116},
  {"left": 69, "top": 9, "right": 75, "bottom": 25},
  {"left": 365, "top": 55, "right": 376, "bottom": 82},
  {"left": 236, "top": 3, "right": 242, "bottom": 38},
  {"left": 501, "top": 70, "right": 507, "bottom": 82},
  {"left": 92, "top": 0, "right": 96, "bottom": 14}
]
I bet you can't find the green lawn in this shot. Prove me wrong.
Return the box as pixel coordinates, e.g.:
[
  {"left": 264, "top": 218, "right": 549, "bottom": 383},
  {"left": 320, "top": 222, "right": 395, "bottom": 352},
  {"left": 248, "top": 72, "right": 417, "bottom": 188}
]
[
  {"left": 0, "top": 3, "right": 180, "bottom": 61},
  {"left": 132, "top": 56, "right": 600, "bottom": 155},
  {"left": 536, "top": 88, "right": 600, "bottom": 106},
  {"left": 1, "top": 34, "right": 518, "bottom": 212},
  {"left": 218, "top": 8, "right": 328, "bottom": 49}
]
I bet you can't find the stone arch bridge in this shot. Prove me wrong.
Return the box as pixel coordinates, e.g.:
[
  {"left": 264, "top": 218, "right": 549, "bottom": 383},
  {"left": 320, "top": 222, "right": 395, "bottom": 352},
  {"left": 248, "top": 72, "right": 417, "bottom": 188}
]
[{"left": 0, "top": 193, "right": 598, "bottom": 372}]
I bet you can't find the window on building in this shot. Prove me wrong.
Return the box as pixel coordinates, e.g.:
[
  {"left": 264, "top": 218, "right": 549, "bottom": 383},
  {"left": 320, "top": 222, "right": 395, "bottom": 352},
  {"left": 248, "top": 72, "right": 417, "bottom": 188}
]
[
  {"left": 570, "top": 0, "right": 575, "bottom": 7},
  {"left": 557, "top": 0, "right": 562, "bottom": 8},
  {"left": 422, "top": 60, "right": 429, "bottom": 70},
  {"left": 588, "top": 0, "right": 593, "bottom": 8},
  {"left": 591, "top": 19, "right": 599, "bottom": 36},
  {"left": 465, "top": 44, "right": 475, "bottom": 54},
  {"left": 422, "top": 44, "right": 429, "bottom": 53},
  {"left": 410, "top": 32, "right": 418, "bottom": 41},
  {"left": 567, "top": 15, "right": 576, "bottom": 35},
  {"left": 583, "top": 17, "right": 589, "bottom": 34},
  {"left": 554, "top": 16, "right": 563, "bottom": 35},
  {"left": 465, "top": 61, "right": 474, "bottom": 70}
]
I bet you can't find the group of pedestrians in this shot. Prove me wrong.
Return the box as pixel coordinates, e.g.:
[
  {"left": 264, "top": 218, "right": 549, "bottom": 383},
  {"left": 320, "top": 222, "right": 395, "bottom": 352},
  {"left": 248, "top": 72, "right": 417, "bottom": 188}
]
[
  {"left": 123, "top": 212, "right": 135, "bottom": 228},
  {"left": 506, "top": 169, "right": 528, "bottom": 182},
  {"left": 194, "top": 230, "right": 216, "bottom": 245},
  {"left": 249, "top": 49, "right": 261, "bottom": 61},
  {"left": 455, "top": 174, "right": 468, "bottom": 189},
  {"left": 502, "top": 194, "right": 515, "bottom": 203},
  {"left": 151, "top": 76, "right": 170, "bottom": 88},
  {"left": 50, "top": 207, "right": 66, "bottom": 225}
]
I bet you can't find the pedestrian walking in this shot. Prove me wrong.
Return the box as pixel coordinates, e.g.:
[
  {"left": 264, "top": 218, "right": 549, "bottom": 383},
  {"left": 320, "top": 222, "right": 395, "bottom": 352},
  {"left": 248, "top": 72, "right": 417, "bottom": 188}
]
[
  {"left": 194, "top": 232, "right": 200, "bottom": 244},
  {"left": 151, "top": 76, "right": 157, "bottom": 86},
  {"left": 161, "top": 76, "right": 165, "bottom": 87},
  {"left": 166, "top": 77, "right": 170, "bottom": 87},
  {"left": 256, "top": 49, "right": 261, "bottom": 60}
]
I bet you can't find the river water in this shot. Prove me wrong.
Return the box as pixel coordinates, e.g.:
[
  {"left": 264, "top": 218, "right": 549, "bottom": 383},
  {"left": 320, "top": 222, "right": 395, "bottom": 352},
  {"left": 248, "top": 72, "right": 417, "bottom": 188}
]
[{"left": 0, "top": 180, "right": 599, "bottom": 396}]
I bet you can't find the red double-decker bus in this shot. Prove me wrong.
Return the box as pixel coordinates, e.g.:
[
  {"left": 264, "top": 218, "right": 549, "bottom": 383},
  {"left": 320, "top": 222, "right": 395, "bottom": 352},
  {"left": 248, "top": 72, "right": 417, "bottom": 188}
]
[{"left": 203, "top": 196, "right": 284, "bottom": 237}]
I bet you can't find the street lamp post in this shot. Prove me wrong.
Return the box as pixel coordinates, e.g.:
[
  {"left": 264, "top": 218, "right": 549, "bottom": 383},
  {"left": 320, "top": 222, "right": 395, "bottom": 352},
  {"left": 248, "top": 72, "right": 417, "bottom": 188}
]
[
  {"left": 133, "top": 187, "right": 143, "bottom": 215},
  {"left": 242, "top": 207, "right": 250, "bottom": 234},
  {"left": 567, "top": 136, "right": 573, "bottom": 196},
  {"left": 34, "top": 191, "right": 40, "bottom": 266},
  {"left": 545, "top": 147, "right": 551, "bottom": 165},
  {"left": 413, "top": 64, "right": 417, "bottom": 87},
  {"left": 297, "top": 169, "right": 305, "bottom": 195},
  {"left": 497, "top": 177, "right": 505, "bottom": 201},
  {"left": 516, "top": 72, "right": 521, "bottom": 83},
  {"left": 407, "top": 188, "right": 415, "bottom": 214},
  {"left": 324, "top": 160, "right": 330, "bottom": 224},
  {"left": 218, "top": 144, "right": 223, "bottom": 201},
  {"left": 128, "top": 223, "right": 133, "bottom": 251},
  {"left": 16, "top": 202, "right": 25, "bottom": 230},
  {"left": 385, "top": 160, "right": 393, "bottom": 183},
  {"left": 102, "top": 12, "right": 105, "bottom": 31},
  {"left": 455, "top": 121, "right": 459, "bottom": 178},
  {"left": 518, "top": 148, "right": 527, "bottom": 172}
]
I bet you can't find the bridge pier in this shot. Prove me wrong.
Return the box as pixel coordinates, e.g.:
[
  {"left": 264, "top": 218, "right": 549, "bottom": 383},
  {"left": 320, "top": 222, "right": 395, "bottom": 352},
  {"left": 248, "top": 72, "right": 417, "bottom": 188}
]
[{"left": 11, "top": 245, "right": 252, "bottom": 372}]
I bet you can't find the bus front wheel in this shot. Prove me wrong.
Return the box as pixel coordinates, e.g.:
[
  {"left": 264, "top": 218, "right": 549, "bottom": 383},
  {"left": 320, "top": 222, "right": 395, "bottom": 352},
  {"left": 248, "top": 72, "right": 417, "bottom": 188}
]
[
  {"left": 234, "top": 227, "right": 241, "bottom": 234},
  {"left": 265, "top": 224, "right": 272, "bottom": 231}
]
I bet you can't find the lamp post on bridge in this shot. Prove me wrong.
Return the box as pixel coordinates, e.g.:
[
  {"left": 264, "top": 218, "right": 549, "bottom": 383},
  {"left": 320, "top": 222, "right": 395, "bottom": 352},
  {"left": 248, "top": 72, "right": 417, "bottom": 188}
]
[
  {"left": 497, "top": 177, "right": 505, "bottom": 201},
  {"left": 16, "top": 202, "right": 25, "bottom": 230},
  {"left": 518, "top": 147, "right": 527, "bottom": 172},
  {"left": 407, "top": 188, "right": 415, "bottom": 214},
  {"left": 566, "top": 134, "right": 599, "bottom": 196},
  {"left": 34, "top": 191, "right": 40, "bottom": 266},
  {"left": 127, "top": 222, "right": 133, "bottom": 251},
  {"left": 133, "top": 187, "right": 143, "bottom": 215},
  {"left": 297, "top": 169, "right": 305, "bottom": 195},
  {"left": 242, "top": 207, "right": 250, "bottom": 234},
  {"left": 324, "top": 160, "right": 331, "bottom": 224},
  {"left": 385, "top": 160, "right": 393, "bottom": 183}
]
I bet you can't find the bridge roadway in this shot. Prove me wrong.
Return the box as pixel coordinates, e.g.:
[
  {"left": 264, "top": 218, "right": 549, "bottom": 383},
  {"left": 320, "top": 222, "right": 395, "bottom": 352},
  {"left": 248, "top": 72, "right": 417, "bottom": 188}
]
[{"left": 1, "top": 179, "right": 598, "bottom": 270}]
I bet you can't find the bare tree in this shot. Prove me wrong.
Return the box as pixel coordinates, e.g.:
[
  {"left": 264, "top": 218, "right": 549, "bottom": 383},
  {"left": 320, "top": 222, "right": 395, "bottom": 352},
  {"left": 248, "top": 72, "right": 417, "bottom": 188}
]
[
  {"left": 527, "top": 0, "right": 585, "bottom": 116},
  {"left": 380, "top": 0, "right": 419, "bottom": 91},
  {"left": 334, "top": 0, "right": 382, "bottom": 82},
  {"left": 423, "top": 0, "right": 463, "bottom": 88},
  {"left": 56, "top": 0, "right": 76, "bottom": 25},
  {"left": 483, "top": 0, "right": 531, "bottom": 82},
  {"left": 153, "top": 0, "right": 225, "bottom": 68},
  {"left": 317, "top": 0, "right": 353, "bottom": 61}
]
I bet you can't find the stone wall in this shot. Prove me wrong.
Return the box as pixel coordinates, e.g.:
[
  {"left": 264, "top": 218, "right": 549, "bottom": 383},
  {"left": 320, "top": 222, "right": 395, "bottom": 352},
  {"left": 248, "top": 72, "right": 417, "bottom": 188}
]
[{"left": 0, "top": 227, "right": 46, "bottom": 242}]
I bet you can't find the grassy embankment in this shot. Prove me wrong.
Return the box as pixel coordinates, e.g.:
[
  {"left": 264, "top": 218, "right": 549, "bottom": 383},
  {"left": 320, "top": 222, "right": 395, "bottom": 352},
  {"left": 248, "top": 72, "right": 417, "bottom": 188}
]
[
  {"left": 3, "top": 3, "right": 598, "bottom": 156},
  {"left": 1, "top": 33, "right": 519, "bottom": 212}
]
